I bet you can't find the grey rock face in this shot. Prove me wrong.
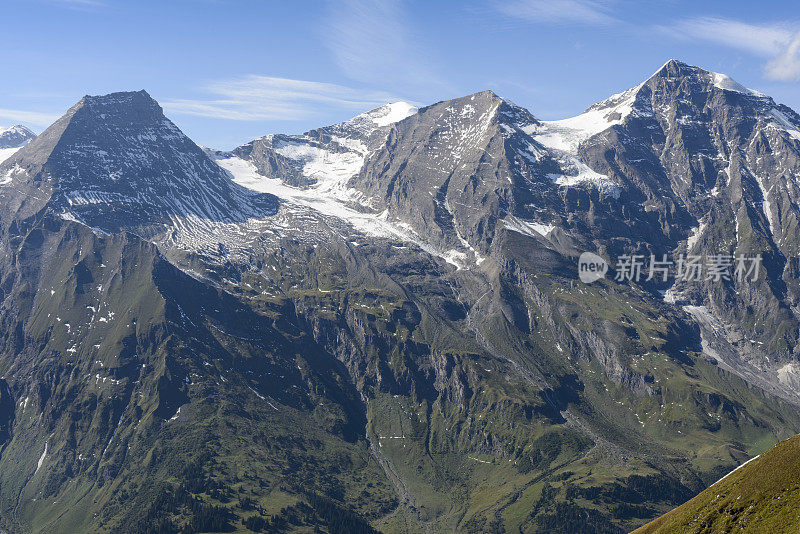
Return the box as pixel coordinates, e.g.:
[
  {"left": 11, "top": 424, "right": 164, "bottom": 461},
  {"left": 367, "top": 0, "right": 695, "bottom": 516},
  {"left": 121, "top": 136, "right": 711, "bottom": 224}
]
[
  {"left": 0, "top": 90, "right": 277, "bottom": 237},
  {"left": 350, "top": 91, "right": 553, "bottom": 255},
  {"left": 575, "top": 60, "right": 800, "bottom": 381}
]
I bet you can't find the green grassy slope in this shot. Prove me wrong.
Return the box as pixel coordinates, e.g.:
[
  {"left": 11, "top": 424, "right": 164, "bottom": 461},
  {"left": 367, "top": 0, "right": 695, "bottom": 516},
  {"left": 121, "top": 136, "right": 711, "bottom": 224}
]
[
  {"left": 634, "top": 434, "right": 800, "bottom": 534},
  {"left": 2, "top": 216, "right": 800, "bottom": 533},
  {"left": 217, "top": 231, "right": 800, "bottom": 533},
  {"left": 0, "top": 220, "right": 394, "bottom": 533}
]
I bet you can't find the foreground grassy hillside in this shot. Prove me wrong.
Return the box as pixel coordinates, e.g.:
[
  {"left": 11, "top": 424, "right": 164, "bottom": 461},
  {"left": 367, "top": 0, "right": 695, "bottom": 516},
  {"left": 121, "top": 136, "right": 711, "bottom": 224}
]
[{"left": 634, "top": 434, "right": 800, "bottom": 533}]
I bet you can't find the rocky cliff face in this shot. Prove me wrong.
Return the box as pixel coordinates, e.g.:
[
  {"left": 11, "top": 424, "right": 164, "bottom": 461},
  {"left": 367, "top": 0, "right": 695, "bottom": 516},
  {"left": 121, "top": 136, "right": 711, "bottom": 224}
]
[
  {"left": 0, "top": 91, "right": 277, "bottom": 243},
  {"left": 570, "top": 60, "right": 800, "bottom": 394}
]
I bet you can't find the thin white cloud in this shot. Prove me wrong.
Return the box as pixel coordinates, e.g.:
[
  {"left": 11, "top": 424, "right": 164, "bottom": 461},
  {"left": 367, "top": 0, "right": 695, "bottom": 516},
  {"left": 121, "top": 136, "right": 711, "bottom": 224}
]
[
  {"left": 162, "top": 75, "right": 406, "bottom": 121},
  {"left": 323, "top": 0, "right": 442, "bottom": 88},
  {"left": 494, "top": 0, "right": 618, "bottom": 26},
  {"left": 663, "top": 17, "right": 800, "bottom": 82},
  {"left": 766, "top": 32, "right": 800, "bottom": 82},
  {"left": 0, "top": 108, "right": 60, "bottom": 127}
]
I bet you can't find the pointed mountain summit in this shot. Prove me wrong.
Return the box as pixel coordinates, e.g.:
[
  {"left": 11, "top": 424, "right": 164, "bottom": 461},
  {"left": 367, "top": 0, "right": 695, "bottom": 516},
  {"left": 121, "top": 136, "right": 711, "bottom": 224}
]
[
  {"left": 533, "top": 60, "right": 785, "bottom": 164},
  {"left": 0, "top": 90, "right": 277, "bottom": 237},
  {"left": 542, "top": 60, "right": 789, "bottom": 149},
  {"left": 534, "top": 60, "right": 800, "bottom": 395},
  {"left": 0, "top": 124, "right": 36, "bottom": 150},
  {"left": 648, "top": 58, "right": 767, "bottom": 96},
  {"left": 0, "top": 125, "right": 36, "bottom": 168},
  {"left": 348, "top": 90, "right": 558, "bottom": 253},
  {"left": 533, "top": 59, "right": 800, "bottom": 238}
]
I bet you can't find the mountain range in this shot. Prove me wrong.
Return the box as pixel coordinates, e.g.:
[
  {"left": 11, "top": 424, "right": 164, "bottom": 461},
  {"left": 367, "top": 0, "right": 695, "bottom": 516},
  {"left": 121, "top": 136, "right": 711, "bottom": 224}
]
[{"left": 0, "top": 59, "right": 799, "bottom": 533}]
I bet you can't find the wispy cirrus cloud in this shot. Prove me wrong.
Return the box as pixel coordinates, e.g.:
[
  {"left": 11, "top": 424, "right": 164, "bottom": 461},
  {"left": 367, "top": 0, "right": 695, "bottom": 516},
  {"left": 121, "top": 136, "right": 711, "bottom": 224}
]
[
  {"left": 766, "top": 32, "right": 800, "bottom": 82},
  {"left": 662, "top": 17, "right": 800, "bottom": 81},
  {"left": 161, "top": 75, "right": 406, "bottom": 121},
  {"left": 323, "top": 0, "right": 444, "bottom": 89},
  {"left": 494, "top": 0, "right": 618, "bottom": 26},
  {"left": 0, "top": 108, "right": 60, "bottom": 128}
]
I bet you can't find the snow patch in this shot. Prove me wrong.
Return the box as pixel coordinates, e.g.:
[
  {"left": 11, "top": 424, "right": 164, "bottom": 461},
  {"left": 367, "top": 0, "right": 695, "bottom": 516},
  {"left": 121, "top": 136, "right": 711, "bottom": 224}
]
[
  {"left": 753, "top": 172, "right": 775, "bottom": 235},
  {"left": 216, "top": 155, "right": 398, "bottom": 239},
  {"left": 710, "top": 72, "right": 766, "bottom": 97},
  {"left": 769, "top": 108, "right": 800, "bottom": 141},
  {"left": 0, "top": 162, "right": 24, "bottom": 186},
  {"left": 168, "top": 406, "right": 182, "bottom": 421},
  {"left": 503, "top": 216, "right": 556, "bottom": 238},
  {"left": 60, "top": 211, "right": 83, "bottom": 224},
  {"left": 247, "top": 385, "right": 265, "bottom": 400},
  {"left": 36, "top": 442, "right": 48, "bottom": 474},
  {"left": 662, "top": 287, "right": 679, "bottom": 304},
  {"left": 526, "top": 88, "right": 633, "bottom": 198},
  {"left": 0, "top": 146, "right": 22, "bottom": 165},
  {"left": 530, "top": 81, "right": 643, "bottom": 151},
  {"left": 546, "top": 164, "right": 621, "bottom": 198},
  {"left": 687, "top": 221, "right": 706, "bottom": 251},
  {"left": 368, "top": 102, "right": 418, "bottom": 127},
  {"left": 273, "top": 139, "right": 365, "bottom": 189},
  {"left": 216, "top": 155, "right": 482, "bottom": 269}
]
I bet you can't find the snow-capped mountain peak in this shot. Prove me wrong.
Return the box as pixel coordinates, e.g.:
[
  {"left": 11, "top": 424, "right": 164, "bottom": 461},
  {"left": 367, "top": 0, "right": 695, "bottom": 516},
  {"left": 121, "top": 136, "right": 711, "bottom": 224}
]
[
  {"left": 0, "top": 124, "right": 36, "bottom": 152},
  {"left": 0, "top": 125, "right": 36, "bottom": 167},
  {"left": 647, "top": 59, "right": 766, "bottom": 97},
  {"left": 0, "top": 124, "right": 35, "bottom": 139}
]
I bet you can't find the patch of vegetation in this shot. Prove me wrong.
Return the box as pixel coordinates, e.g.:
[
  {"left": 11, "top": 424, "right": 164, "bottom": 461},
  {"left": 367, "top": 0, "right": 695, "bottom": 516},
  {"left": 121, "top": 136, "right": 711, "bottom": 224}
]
[{"left": 635, "top": 434, "right": 800, "bottom": 533}]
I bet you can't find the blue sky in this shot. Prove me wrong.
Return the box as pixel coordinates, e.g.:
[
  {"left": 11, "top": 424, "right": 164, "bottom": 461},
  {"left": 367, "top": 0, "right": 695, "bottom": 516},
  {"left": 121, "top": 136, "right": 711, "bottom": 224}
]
[{"left": 2, "top": 0, "right": 799, "bottom": 149}]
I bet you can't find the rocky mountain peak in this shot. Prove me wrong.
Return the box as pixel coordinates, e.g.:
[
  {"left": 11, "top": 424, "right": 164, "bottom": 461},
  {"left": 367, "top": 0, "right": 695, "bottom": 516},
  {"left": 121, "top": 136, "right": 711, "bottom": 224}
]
[
  {"left": 645, "top": 59, "right": 742, "bottom": 92},
  {"left": 650, "top": 58, "right": 699, "bottom": 79},
  {"left": 402, "top": 89, "right": 536, "bottom": 140},
  {"left": 579, "top": 60, "right": 770, "bottom": 127},
  {"left": 76, "top": 89, "right": 162, "bottom": 116},
  {"left": 632, "top": 59, "right": 775, "bottom": 110},
  {"left": 57, "top": 89, "right": 183, "bottom": 150},
  {"left": 0, "top": 124, "right": 36, "bottom": 149},
  {"left": 0, "top": 90, "right": 277, "bottom": 239}
]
